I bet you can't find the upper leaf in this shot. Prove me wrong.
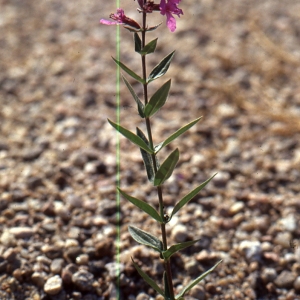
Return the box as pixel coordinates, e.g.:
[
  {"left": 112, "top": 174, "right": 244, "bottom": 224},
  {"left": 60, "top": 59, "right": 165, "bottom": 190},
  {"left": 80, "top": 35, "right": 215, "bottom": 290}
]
[
  {"left": 134, "top": 33, "right": 142, "bottom": 53},
  {"left": 136, "top": 127, "right": 160, "bottom": 183},
  {"left": 162, "top": 239, "right": 200, "bottom": 260},
  {"left": 155, "top": 117, "right": 202, "bottom": 153},
  {"left": 154, "top": 148, "right": 179, "bottom": 186},
  {"left": 131, "top": 258, "right": 165, "bottom": 297},
  {"left": 118, "top": 188, "right": 163, "bottom": 223},
  {"left": 107, "top": 119, "right": 153, "bottom": 154},
  {"left": 147, "top": 51, "right": 175, "bottom": 83},
  {"left": 122, "top": 75, "right": 145, "bottom": 118},
  {"left": 175, "top": 260, "right": 222, "bottom": 299},
  {"left": 140, "top": 38, "right": 158, "bottom": 56},
  {"left": 170, "top": 173, "right": 217, "bottom": 220},
  {"left": 128, "top": 225, "right": 163, "bottom": 253},
  {"left": 144, "top": 79, "right": 171, "bottom": 118},
  {"left": 112, "top": 57, "right": 145, "bottom": 84}
]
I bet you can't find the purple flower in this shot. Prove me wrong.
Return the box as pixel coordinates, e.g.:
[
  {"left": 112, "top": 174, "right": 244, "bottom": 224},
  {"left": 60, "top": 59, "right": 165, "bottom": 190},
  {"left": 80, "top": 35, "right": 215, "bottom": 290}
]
[
  {"left": 100, "top": 9, "right": 141, "bottom": 30},
  {"left": 159, "top": 0, "right": 183, "bottom": 32}
]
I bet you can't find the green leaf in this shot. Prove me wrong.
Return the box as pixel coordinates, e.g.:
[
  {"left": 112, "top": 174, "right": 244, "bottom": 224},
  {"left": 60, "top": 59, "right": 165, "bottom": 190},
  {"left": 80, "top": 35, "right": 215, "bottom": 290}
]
[
  {"left": 128, "top": 225, "right": 163, "bottom": 253},
  {"left": 175, "top": 260, "right": 222, "bottom": 299},
  {"left": 154, "top": 148, "right": 179, "bottom": 186},
  {"left": 141, "top": 38, "right": 158, "bottom": 56},
  {"left": 118, "top": 188, "right": 163, "bottom": 223},
  {"left": 131, "top": 258, "right": 165, "bottom": 297},
  {"left": 162, "top": 239, "right": 200, "bottom": 260},
  {"left": 134, "top": 33, "right": 142, "bottom": 53},
  {"left": 170, "top": 173, "right": 217, "bottom": 220},
  {"left": 112, "top": 57, "right": 145, "bottom": 84},
  {"left": 147, "top": 50, "right": 175, "bottom": 83},
  {"left": 144, "top": 79, "right": 171, "bottom": 118},
  {"left": 136, "top": 128, "right": 160, "bottom": 183},
  {"left": 122, "top": 75, "right": 145, "bottom": 118},
  {"left": 107, "top": 119, "right": 153, "bottom": 154},
  {"left": 155, "top": 117, "right": 202, "bottom": 153}
]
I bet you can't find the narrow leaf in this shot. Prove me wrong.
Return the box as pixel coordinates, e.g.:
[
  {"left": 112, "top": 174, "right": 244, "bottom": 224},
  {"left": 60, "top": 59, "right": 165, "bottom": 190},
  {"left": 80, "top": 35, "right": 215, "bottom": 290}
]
[
  {"left": 134, "top": 33, "right": 142, "bottom": 53},
  {"left": 154, "top": 148, "right": 179, "bottom": 186},
  {"left": 112, "top": 57, "right": 145, "bottom": 84},
  {"left": 162, "top": 239, "right": 200, "bottom": 260},
  {"left": 118, "top": 188, "right": 163, "bottom": 223},
  {"left": 136, "top": 128, "right": 160, "bottom": 182},
  {"left": 147, "top": 51, "right": 175, "bottom": 83},
  {"left": 108, "top": 119, "right": 153, "bottom": 154},
  {"left": 128, "top": 225, "right": 163, "bottom": 253},
  {"left": 132, "top": 258, "right": 165, "bottom": 297},
  {"left": 141, "top": 38, "right": 158, "bottom": 55},
  {"left": 175, "top": 260, "right": 222, "bottom": 299},
  {"left": 144, "top": 79, "right": 171, "bottom": 117},
  {"left": 146, "top": 23, "right": 162, "bottom": 32},
  {"left": 122, "top": 75, "right": 145, "bottom": 118},
  {"left": 155, "top": 117, "right": 202, "bottom": 153},
  {"left": 170, "top": 173, "right": 217, "bottom": 220}
]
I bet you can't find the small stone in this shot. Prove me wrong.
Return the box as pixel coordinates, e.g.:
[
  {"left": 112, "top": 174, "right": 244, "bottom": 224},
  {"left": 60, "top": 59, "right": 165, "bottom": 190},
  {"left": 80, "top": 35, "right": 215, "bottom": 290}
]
[
  {"left": 76, "top": 254, "right": 89, "bottom": 265},
  {"left": 44, "top": 275, "right": 63, "bottom": 295},
  {"left": 136, "top": 292, "right": 149, "bottom": 300},
  {"left": 278, "top": 215, "right": 297, "bottom": 232},
  {"left": 171, "top": 224, "right": 189, "bottom": 243},
  {"left": 62, "top": 264, "right": 78, "bottom": 285},
  {"left": 41, "top": 245, "right": 63, "bottom": 259},
  {"left": 294, "top": 276, "right": 300, "bottom": 292},
  {"left": 9, "top": 227, "right": 34, "bottom": 239},
  {"left": 72, "top": 269, "right": 94, "bottom": 291},
  {"left": 51, "top": 258, "right": 64, "bottom": 274},
  {"left": 239, "top": 240, "right": 262, "bottom": 262},
  {"left": 0, "top": 230, "right": 16, "bottom": 247},
  {"left": 229, "top": 201, "right": 245, "bottom": 215},
  {"left": 274, "top": 271, "right": 296, "bottom": 288},
  {"left": 189, "top": 286, "right": 206, "bottom": 300},
  {"left": 105, "top": 262, "right": 125, "bottom": 279},
  {"left": 3, "top": 248, "right": 17, "bottom": 262},
  {"left": 31, "top": 272, "right": 46, "bottom": 287},
  {"left": 274, "top": 232, "right": 292, "bottom": 248},
  {"left": 185, "top": 258, "right": 199, "bottom": 276},
  {"left": 261, "top": 268, "right": 277, "bottom": 283}
]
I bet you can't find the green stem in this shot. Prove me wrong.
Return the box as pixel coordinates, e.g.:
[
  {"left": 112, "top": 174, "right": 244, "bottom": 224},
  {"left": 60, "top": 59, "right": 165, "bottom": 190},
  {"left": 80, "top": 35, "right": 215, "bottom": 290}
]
[{"left": 141, "top": 9, "right": 175, "bottom": 300}]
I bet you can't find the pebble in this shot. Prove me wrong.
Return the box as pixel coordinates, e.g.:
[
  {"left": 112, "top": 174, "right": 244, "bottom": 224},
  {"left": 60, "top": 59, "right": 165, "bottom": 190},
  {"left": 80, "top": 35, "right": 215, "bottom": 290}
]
[
  {"left": 72, "top": 269, "right": 94, "bottom": 291},
  {"left": 229, "top": 201, "right": 245, "bottom": 215},
  {"left": 9, "top": 227, "right": 35, "bottom": 239},
  {"left": 239, "top": 240, "right": 262, "bottom": 262},
  {"left": 51, "top": 258, "right": 64, "bottom": 274},
  {"left": 274, "top": 271, "right": 296, "bottom": 288},
  {"left": 261, "top": 268, "right": 277, "bottom": 283},
  {"left": 274, "top": 232, "right": 292, "bottom": 248},
  {"left": 171, "top": 224, "right": 189, "bottom": 243},
  {"left": 31, "top": 272, "right": 46, "bottom": 287},
  {"left": 294, "top": 276, "right": 300, "bottom": 292},
  {"left": 44, "top": 275, "right": 63, "bottom": 295}
]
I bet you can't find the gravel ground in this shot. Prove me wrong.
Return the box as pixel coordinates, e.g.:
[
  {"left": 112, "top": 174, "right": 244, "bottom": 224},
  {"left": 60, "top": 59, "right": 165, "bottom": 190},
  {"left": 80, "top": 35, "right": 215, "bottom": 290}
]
[{"left": 1, "top": 0, "right": 300, "bottom": 299}]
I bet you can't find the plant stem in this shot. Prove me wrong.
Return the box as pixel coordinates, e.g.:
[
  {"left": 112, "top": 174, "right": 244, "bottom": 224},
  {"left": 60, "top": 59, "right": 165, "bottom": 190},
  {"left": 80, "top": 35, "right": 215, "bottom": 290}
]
[{"left": 141, "top": 8, "right": 175, "bottom": 300}]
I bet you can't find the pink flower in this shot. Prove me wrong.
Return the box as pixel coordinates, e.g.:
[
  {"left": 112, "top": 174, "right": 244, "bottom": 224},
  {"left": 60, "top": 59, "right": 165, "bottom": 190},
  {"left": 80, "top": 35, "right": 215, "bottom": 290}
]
[
  {"left": 100, "top": 9, "right": 141, "bottom": 30},
  {"left": 159, "top": 0, "right": 183, "bottom": 32}
]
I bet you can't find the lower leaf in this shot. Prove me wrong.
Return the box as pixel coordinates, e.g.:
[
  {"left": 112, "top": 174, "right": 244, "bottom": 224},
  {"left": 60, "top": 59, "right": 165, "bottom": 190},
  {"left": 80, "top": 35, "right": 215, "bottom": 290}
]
[{"left": 132, "top": 258, "right": 165, "bottom": 297}]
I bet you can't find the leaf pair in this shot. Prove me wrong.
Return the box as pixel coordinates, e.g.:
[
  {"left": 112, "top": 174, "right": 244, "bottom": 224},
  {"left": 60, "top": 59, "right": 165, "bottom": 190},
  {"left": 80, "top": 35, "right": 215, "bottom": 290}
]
[
  {"left": 119, "top": 173, "right": 216, "bottom": 225},
  {"left": 108, "top": 117, "right": 202, "bottom": 157},
  {"left": 112, "top": 50, "right": 175, "bottom": 84},
  {"left": 122, "top": 76, "right": 171, "bottom": 119}
]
